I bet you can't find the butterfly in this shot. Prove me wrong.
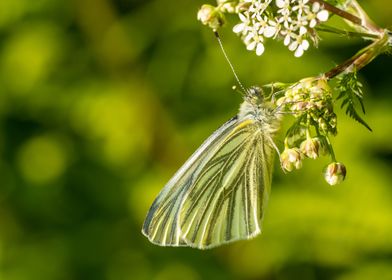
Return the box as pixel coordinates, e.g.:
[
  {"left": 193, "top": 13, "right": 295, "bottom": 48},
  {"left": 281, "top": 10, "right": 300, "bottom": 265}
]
[{"left": 142, "top": 87, "right": 281, "bottom": 249}]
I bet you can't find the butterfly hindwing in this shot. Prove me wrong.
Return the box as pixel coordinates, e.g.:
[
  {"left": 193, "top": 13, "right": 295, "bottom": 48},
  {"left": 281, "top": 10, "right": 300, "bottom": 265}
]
[{"left": 179, "top": 118, "right": 275, "bottom": 249}]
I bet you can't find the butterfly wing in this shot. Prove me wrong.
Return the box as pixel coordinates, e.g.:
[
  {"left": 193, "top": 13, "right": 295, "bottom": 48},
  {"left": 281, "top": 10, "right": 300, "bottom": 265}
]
[
  {"left": 142, "top": 117, "right": 240, "bottom": 246},
  {"left": 179, "top": 118, "right": 275, "bottom": 249}
]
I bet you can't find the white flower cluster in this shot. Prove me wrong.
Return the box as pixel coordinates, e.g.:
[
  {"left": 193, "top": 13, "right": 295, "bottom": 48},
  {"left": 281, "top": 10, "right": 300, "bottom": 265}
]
[{"left": 233, "top": 0, "right": 329, "bottom": 57}]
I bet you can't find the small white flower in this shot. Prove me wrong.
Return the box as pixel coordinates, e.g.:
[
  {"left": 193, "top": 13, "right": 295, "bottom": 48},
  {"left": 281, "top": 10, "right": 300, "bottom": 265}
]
[
  {"left": 281, "top": 24, "right": 297, "bottom": 46},
  {"left": 308, "top": 2, "right": 329, "bottom": 27},
  {"left": 295, "top": 39, "right": 309, "bottom": 57},
  {"left": 232, "top": 0, "right": 325, "bottom": 57},
  {"left": 312, "top": 2, "right": 329, "bottom": 21},
  {"left": 292, "top": 0, "right": 310, "bottom": 16},
  {"left": 233, "top": 0, "right": 275, "bottom": 56},
  {"left": 264, "top": 20, "right": 278, "bottom": 37},
  {"left": 296, "top": 15, "right": 309, "bottom": 34},
  {"left": 288, "top": 35, "right": 309, "bottom": 57}
]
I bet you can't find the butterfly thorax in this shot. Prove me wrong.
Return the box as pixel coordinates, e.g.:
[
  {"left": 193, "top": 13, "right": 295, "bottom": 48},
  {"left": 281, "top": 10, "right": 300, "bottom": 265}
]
[{"left": 238, "top": 87, "right": 280, "bottom": 135}]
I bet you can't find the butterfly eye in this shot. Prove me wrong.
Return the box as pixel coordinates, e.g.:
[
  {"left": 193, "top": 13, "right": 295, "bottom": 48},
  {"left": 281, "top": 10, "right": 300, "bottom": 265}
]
[{"left": 247, "top": 87, "right": 264, "bottom": 104}]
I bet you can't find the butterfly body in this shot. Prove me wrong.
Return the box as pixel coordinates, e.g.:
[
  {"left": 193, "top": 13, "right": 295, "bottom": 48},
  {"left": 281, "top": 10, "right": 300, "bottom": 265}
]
[{"left": 142, "top": 87, "right": 280, "bottom": 249}]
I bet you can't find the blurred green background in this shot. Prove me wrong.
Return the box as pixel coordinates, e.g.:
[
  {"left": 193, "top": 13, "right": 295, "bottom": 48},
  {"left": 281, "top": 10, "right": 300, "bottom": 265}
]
[{"left": 0, "top": 0, "right": 391, "bottom": 279}]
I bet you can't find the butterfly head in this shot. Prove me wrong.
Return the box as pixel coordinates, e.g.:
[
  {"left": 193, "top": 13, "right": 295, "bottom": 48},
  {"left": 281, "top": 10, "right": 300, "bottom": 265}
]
[{"left": 245, "top": 86, "right": 264, "bottom": 105}]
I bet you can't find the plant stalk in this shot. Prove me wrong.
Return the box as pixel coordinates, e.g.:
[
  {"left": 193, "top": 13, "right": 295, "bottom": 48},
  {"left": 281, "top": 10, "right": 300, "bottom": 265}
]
[
  {"left": 309, "top": 0, "right": 383, "bottom": 35},
  {"left": 324, "top": 30, "right": 390, "bottom": 80}
]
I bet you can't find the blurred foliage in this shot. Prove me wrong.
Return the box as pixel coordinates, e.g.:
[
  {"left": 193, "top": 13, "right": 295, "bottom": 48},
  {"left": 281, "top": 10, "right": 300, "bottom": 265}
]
[{"left": 0, "top": 0, "right": 391, "bottom": 280}]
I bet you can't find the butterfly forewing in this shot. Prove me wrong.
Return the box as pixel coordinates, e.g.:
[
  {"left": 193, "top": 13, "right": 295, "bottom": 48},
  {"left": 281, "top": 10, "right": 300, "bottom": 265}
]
[
  {"left": 142, "top": 117, "right": 240, "bottom": 246},
  {"left": 179, "top": 119, "right": 275, "bottom": 249}
]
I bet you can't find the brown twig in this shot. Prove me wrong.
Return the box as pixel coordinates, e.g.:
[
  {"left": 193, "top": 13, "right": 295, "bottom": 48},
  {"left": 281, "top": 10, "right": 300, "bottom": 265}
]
[{"left": 308, "top": 0, "right": 383, "bottom": 34}]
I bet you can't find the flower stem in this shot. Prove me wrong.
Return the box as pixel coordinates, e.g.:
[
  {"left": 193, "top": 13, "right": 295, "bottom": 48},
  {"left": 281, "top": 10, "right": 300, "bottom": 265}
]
[
  {"left": 324, "top": 135, "right": 337, "bottom": 162},
  {"left": 316, "top": 25, "right": 379, "bottom": 40},
  {"left": 345, "top": 0, "right": 383, "bottom": 34},
  {"left": 324, "top": 30, "right": 390, "bottom": 80},
  {"left": 309, "top": 0, "right": 383, "bottom": 34}
]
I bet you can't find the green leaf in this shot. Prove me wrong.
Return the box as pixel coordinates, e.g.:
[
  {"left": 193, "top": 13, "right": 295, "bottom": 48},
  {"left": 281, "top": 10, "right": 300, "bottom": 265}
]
[
  {"left": 336, "top": 72, "right": 372, "bottom": 131},
  {"left": 344, "top": 102, "right": 372, "bottom": 131},
  {"left": 284, "top": 116, "right": 306, "bottom": 147}
]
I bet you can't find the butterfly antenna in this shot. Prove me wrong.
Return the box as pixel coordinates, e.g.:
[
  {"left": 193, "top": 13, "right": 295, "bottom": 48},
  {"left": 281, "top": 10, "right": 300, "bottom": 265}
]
[{"left": 214, "top": 31, "right": 247, "bottom": 95}]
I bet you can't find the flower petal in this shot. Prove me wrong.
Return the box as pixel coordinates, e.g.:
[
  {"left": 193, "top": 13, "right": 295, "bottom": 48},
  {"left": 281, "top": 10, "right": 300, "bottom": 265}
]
[
  {"left": 289, "top": 41, "right": 298, "bottom": 51},
  {"left": 294, "top": 45, "right": 304, "bottom": 57},
  {"left": 247, "top": 41, "right": 257, "bottom": 50},
  {"left": 233, "top": 23, "right": 245, "bottom": 33},
  {"left": 239, "top": 13, "right": 247, "bottom": 22},
  {"left": 276, "top": 0, "right": 286, "bottom": 9},
  {"left": 301, "top": 39, "right": 310, "bottom": 50},
  {"left": 317, "top": 10, "right": 329, "bottom": 22},
  {"left": 256, "top": 42, "right": 265, "bottom": 55},
  {"left": 264, "top": 26, "right": 276, "bottom": 38},
  {"left": 284, "top": 34, "right": 291, "bottom": 46}
]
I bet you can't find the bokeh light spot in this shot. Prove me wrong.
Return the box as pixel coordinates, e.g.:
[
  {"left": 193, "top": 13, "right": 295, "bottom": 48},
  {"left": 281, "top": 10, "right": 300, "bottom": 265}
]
[
  {"left": 1, "top": 23, "right": 63, "bottom": 93},
  {"left": 17, "top": 135, "right": 67, "bottom": 185}
]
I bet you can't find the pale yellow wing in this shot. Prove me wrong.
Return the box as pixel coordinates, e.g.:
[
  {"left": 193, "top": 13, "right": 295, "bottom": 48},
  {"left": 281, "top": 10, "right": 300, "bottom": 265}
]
[
  {"left": 142, "top": 117, "right": 240, "bottom": 246},
  {"left": 179, "top": 119, "right": 275, "bottom": 249}
]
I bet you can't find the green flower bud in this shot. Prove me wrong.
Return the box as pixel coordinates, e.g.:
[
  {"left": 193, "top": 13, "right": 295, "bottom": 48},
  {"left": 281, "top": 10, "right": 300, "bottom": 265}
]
[
  {"left": 300, "top": 137, "right": 321, "bottom": 159},
  {"left": 280, "top": 148, "right": 303, "bottom": 172},
  {"left": 324, "top": 162, "right": 346, "bottom": 185},
  {"left": 197, "top": 5, "right": 225, "bottom": 30}
]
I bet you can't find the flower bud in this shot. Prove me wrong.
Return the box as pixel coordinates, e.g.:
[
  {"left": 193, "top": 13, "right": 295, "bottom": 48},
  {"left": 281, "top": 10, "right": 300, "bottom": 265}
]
[
  {"left": 300, "top": 137, "right": 321, "bottom": 159},
  {"left": 280, "top": 148, "right": 303, "bottom": 172},
  {"left": 197, "top": 5, "right": 225, "bottom": 30},
  {"left": 324, "top": 162, "right": 346, "bottom": 185},
  {"left": 291, "top": 101, "right": 309, "bottom": 112}
]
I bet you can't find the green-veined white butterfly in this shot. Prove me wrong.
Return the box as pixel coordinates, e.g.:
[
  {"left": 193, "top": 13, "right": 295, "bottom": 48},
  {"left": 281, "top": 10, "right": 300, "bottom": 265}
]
[{"left": 142, "top": 87, "right": 281, "bottom": 249}]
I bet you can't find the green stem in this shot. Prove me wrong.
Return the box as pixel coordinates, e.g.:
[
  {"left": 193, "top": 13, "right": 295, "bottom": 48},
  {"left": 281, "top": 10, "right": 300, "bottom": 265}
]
[
  {"left": 345, "top": 0, "right": 383, "bottom": 34},
  {"left": 324, "top": 135, "right": 337, "bottom": 162},
  {"left": 324, "top": 30, "right": 390, "bottom": 80},
  {"left": 316, "top": 25, "right": 379, "bottom": 40}
]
